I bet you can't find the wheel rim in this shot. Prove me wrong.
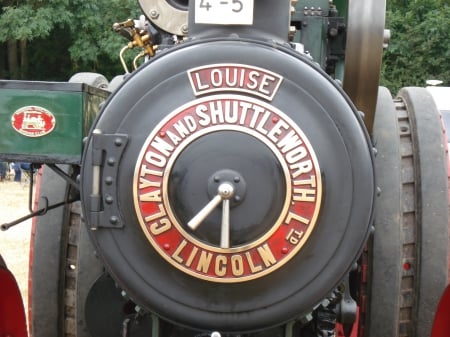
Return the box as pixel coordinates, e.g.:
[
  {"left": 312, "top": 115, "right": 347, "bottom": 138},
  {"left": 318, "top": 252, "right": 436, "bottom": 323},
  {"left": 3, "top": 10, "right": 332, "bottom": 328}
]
[{"left": 343, "top": 0, "right": 386, "bottom": 134}]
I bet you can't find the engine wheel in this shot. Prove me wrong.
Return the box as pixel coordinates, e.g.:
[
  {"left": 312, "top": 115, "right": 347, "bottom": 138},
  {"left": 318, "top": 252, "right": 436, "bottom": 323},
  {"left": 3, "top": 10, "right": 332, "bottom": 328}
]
[
  {"left": 367, "top": 87, "right": 449, "bottom": 337},
  {"left": 30, "top": 165, "right": 103, "bottom": 337}
]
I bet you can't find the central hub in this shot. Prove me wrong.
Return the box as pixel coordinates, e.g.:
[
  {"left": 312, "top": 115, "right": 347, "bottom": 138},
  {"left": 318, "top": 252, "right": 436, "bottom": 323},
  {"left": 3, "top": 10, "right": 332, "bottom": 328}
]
[
  {"left": 217, "top": 182, "right": 234, "bottom": 199},
  {"left": 207, "top": 169, "right": 246, "bottom": 207},
  {"left": 167, "top": 130, "right": 286, "bottom": 247}
]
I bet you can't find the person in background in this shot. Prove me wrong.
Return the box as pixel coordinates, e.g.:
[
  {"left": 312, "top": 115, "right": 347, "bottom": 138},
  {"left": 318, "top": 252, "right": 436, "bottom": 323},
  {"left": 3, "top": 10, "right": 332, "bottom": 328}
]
[
  {"left": 12, "top": 162, "right": 21, "bottom": 182},
  {"left": 0, "top": 162, "right": 7, "bottom": 181}
]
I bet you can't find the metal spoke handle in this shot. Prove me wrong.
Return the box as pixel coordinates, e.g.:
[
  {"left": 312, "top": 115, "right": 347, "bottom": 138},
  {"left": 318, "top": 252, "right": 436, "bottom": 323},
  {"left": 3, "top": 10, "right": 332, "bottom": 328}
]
[{"left": 187, "top": 183, "right": 235, "bottom": 247}]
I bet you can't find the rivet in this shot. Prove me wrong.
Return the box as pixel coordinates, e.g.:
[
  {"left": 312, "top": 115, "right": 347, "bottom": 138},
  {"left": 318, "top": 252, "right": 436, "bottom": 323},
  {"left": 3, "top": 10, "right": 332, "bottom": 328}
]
[
  {"left": 105, "top": 195, "right": 114, "bottom": 204},
  {"left": 114, "top": 138, "right": 123, "bottom": 146},
  {"left": 150, "top": 9, "right": 159, "bottom": 19},
  {"left": 107, "top": 157, "right": 116, "bottom": 166}
]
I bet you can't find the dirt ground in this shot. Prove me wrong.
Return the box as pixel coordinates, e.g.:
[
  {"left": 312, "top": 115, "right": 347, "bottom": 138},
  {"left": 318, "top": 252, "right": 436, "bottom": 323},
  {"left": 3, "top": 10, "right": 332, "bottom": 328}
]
[{"left": 0, "top": 179, "right": 32, "bottom": 315}]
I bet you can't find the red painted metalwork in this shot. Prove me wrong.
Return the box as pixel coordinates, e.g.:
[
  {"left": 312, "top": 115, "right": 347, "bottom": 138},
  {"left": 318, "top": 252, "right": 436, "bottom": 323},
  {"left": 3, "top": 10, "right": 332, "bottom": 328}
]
[
  {"left": 430, "top": 285, "right": 450, "bottom": 337},
  {"left": 28, "top": 168, "right": 43, "bottom": 337},
  {"left": 0, "top": 255, "right": 28, "bottom": 337}
]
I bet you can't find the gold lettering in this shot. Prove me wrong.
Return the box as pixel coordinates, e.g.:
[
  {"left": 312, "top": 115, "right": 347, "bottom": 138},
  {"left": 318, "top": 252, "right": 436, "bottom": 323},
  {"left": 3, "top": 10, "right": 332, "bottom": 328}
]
[
  {"left": 257, "top": 244, "right": 277, "bottom": 267},
  {"left": 144, "top": 203, "right": 166, "bottom": 222},
  {"left": 278, "top": 130, "right": 303, "bottom": 153},
  {"left": 184, "top": 115, "right": 197, "bottom": 132},
  {"left": 249, "top": 105, "right": 265, "bottom": 128},
  {"left": 247, "top": 70, "right": 259, "bottom": 90},
  {"left": 209, "top": 101, "right": 225, "bottom": 124},
  {"left": 238, "top": 101, "right": 252, "bottom": 125},
  {"left": 294, "top": 175, "right": 316, "bottom": 188},
  {"left": 290, "top": 160, "right": 313, "bottom": 178},
  {"left": 286, "top": 228, "right": 305, "bottom": 245},
  {"left": 245, "top": 252, "right": 263, "bottom": 273},
  {"left": 149, "top": 217, "right": 172, "bottom": 235},
  {"left": 267, "top": 119, "right": 289, "bottom": 143},
  {"left": 151, "top": 136, "right": 174, "bottom": 157},
  {"left": 139, "top": 177, "right": 161, "bottom": 189},
  {"left": 211, "top": 69, "right": 222, "bottom": 86},
  {"left": 173, "top": 120, "right": 190, "bottom": 139},
  {"left": 285, "top": 146, "right": 307, "bottom": 164},
  {"left": 231, "top": 255, "right": 244, "bottom": 276},
  {"left": 285, "top": 211, "right": 310, "bottom": 225},
  {"left": 215, "top": 255, "right": 227, "bottom": 276},
  {"left": 196, "top": 104, "right": 211, "bottom": 126},
  {"left": 140, "top": 164, "right": 163, "bottom": 177},
  {"left": 293, "top": 188, "right": 316, "bottom": 202},
  {"left": 194, "top": 72, "right": 209, "bottom": 90},
  {"left": 172, "top": 239, "right": 187, "bottom": 263},
  {"left": 259, "top": 74, "right": 276, "bottom": 95},
  {"left": 139, "top": 189, "right": 162, "bottom": 202},
  {"left": 196, "top": 251, "right": 213, "bottom": 273},
  {"left": 145, "top": 150, "right": 166, "bottom": 168},
  {"left": 255, "top": 110, "right": 271, "bottom": 135},
  {"left": 166, "top": 130, "right": 182, "bottom": 146},
  {"left": 186, "top": 246, "right": 199, "bottom": 267},
  {"left": 225, "top": 67, "right": 238, "bottom": 87}
]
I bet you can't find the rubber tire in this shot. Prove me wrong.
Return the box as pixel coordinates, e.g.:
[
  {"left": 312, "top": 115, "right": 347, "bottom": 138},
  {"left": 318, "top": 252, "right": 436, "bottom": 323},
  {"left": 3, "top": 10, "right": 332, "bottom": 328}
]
[
  {"left": 69, "top": 72, "right": 109, "bottom": 90},
  {"left": 30, "top": 165, "right": 103, "bottom": 337},
  {"left": 368, "top": 87, "right": 449, "bottom": 337}
]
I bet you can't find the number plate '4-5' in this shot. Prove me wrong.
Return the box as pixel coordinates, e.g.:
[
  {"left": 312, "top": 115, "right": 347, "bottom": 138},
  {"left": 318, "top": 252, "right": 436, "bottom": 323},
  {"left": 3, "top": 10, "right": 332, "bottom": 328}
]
[{"left": 195, "top": 0, "right": 254, "bottom": 25}]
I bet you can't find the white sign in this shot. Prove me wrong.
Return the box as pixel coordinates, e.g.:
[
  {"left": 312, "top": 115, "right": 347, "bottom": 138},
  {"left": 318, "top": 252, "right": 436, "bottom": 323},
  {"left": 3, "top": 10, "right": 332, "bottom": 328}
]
[{"left": 195, "top": 0, "right": 254, "bottom": 25}]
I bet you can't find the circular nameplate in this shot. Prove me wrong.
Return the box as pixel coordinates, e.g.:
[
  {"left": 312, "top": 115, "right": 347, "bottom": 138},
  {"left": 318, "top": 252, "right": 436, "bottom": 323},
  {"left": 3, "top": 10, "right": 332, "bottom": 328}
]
[{"left": 133, "top": 94, "right": 322, "bottom": 282}]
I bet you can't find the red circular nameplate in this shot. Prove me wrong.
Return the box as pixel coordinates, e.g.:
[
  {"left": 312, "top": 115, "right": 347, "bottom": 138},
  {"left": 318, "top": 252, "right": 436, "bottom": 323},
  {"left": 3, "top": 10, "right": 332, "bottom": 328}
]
[{"left": 134, "top": 94, "right": 322, "bottom": 282}]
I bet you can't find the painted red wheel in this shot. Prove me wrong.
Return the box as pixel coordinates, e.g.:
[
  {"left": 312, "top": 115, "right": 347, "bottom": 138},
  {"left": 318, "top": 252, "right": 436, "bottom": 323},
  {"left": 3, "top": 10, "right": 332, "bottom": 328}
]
[{"left": 0, "top": 254, "right": 27, "bottom": 337}]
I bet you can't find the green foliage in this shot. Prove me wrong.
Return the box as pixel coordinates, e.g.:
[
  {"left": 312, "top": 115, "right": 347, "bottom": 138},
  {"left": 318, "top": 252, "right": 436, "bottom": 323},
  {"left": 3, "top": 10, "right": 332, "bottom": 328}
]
[
  {"left": 0, "top": 1, "right": 72, "bottom": 41},
  {"left": 0, "top": 0, "right": 139, "bottom": 80},
  {"left": 381, "top": 1, "right": 450, "bottom": 93},
  {"left": 67, "top": 0, "right": 140, "bottom": 77}
]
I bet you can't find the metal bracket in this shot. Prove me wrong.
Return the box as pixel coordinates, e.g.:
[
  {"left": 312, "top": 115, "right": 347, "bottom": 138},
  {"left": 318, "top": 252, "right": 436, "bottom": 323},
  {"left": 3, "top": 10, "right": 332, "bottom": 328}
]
[
  {"left": 1, "top": 163, "right": 79, "bottom": 231},
  {"left": 338, "top": 274, "right": 358, "bottom": 337},
  {"left": 1, "top": 196, "right": 78, "bottom": 231},
  {"left": 47, "top": 163, "right": 80, "bottom": 190},
  {"left": 89, "top": 131, "right": 129, "bottom": 230}
]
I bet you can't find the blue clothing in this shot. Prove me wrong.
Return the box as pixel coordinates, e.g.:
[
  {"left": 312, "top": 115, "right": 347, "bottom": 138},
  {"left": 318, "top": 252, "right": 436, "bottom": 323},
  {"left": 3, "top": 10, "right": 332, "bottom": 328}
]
[{"left": 13, "top": 162, "right": 22, "bottom": 182}]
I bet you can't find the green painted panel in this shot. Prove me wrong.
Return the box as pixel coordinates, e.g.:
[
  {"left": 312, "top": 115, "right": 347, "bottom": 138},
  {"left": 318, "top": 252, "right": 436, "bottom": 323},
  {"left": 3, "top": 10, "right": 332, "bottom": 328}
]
[{"left": 0, "top": 81, "right": 109, "bottom": 164}]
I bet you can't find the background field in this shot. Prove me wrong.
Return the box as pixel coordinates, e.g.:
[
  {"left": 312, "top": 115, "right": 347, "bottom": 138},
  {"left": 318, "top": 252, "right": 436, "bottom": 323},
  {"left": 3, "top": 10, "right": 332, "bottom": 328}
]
[{"left": 0, "top": 179, "right": 32, "bottom": 315}]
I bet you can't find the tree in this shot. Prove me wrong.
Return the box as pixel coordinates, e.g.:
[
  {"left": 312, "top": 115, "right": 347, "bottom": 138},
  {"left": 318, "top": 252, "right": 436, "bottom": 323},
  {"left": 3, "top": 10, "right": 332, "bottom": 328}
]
[
  {"left": 381, "top": 1, "right": 450, "bottom": 92},
  {"left": 0, "top": 0, "right": 72, "bottom": 79},
  {"left": 0, "top": 0, "right": 139, "bottom": 80},
  {"left": 66, "top": 0, "right": 140, "bottom": 78}
]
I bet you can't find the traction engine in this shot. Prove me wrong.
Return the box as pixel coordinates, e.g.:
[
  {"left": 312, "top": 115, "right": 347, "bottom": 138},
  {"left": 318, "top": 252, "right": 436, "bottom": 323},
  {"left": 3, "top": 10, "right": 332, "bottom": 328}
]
[{"left": 0, "top": 1, "right": 449, "bottom": 337}]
